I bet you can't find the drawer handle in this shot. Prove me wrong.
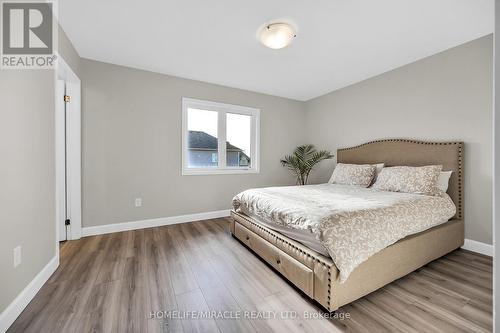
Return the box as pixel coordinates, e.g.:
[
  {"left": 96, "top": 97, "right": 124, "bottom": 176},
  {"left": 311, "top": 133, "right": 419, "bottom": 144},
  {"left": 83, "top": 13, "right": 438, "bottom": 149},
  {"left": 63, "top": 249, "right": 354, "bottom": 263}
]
[
  {"left": 245, "top": 236, "right": 250, "bottom": 241},
  {"left": 276, "top": 259, "right": 281, "bottom": 265}
]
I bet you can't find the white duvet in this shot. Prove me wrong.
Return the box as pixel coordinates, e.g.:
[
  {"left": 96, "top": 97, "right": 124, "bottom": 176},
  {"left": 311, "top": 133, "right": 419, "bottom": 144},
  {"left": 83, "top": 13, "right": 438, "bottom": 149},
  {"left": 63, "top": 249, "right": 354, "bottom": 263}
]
[{"left": 232, "top": 184, "right": 456, "bottom": 282}]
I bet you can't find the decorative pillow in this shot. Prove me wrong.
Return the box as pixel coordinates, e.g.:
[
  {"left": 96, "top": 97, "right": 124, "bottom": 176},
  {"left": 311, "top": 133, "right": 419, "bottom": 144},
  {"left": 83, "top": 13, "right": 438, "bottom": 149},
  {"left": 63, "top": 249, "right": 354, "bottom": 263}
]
[
  {"left": 329, "top": 163, "right": 384, "bottom": 184},
  {"left": 436, "top": 171, "right": 453, "bottom": 192},
  {"left": 329, "top": 163, "right": 376, "bottom": 187},
  {"left": 372, "top": 165, "right": 443, "bottom": 195}
]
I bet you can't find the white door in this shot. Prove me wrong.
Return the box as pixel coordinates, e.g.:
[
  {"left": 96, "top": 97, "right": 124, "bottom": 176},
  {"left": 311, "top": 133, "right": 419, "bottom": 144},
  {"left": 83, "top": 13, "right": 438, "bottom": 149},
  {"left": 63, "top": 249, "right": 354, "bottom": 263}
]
[
  {"left": 57, "top": 80, "right": 72, "bottom": 241},
  {"left": 56, "top": 56, "right": 82, "bottom": 243},
  {"left": 56, "top": 80, "right": 67, "bottom": 241},
  {"left": 56, "top": 77, "right": 81, "bottom": 241}
]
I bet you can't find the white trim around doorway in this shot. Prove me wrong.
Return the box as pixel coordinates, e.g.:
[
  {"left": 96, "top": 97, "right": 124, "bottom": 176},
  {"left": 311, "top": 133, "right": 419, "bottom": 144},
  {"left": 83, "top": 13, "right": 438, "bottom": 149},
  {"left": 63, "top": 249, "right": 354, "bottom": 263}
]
[{"left": 55, "top": 53, "right": 82, "bottom": 245}]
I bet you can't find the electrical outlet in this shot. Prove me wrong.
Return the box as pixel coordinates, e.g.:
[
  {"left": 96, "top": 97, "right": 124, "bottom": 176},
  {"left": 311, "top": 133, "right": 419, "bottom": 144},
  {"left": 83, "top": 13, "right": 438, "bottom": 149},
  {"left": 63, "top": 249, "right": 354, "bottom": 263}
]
[
  {"left": 135, "top": 198, "right": 142, "bottom": 207},
  {"left": 13, "top": 246, "right": 21, "bottom": 268}
]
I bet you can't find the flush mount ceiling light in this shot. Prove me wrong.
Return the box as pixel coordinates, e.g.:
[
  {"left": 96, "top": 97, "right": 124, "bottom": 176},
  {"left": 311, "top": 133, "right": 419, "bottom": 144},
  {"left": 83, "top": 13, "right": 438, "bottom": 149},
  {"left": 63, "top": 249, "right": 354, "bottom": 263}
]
[{"left": 259, "top": 23, "right": 296, "bottom": 49}]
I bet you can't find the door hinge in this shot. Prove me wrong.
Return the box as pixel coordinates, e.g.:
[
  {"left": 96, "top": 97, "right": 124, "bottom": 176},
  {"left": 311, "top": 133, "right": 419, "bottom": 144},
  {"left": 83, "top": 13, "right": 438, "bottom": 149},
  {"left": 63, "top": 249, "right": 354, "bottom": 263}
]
[
  {"left": 64, "top": 95, "right": 70, "bottom": 103},
  {"left": 65, "top": 219, "right": 71, "bottom": 226}
]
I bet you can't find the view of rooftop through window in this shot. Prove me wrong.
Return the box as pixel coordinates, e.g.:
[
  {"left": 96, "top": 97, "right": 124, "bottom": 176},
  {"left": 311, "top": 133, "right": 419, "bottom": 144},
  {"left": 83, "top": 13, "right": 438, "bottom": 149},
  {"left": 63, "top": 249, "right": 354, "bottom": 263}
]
[{"left": 187, "top": 108, "right": 251, "bottom": 168}]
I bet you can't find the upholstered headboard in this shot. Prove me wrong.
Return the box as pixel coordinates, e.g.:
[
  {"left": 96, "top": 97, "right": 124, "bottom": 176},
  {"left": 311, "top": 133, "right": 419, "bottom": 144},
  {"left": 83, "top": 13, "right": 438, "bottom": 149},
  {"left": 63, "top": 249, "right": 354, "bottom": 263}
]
[{"left": 337, "top": 139, "right": 464, "bottom": 220}]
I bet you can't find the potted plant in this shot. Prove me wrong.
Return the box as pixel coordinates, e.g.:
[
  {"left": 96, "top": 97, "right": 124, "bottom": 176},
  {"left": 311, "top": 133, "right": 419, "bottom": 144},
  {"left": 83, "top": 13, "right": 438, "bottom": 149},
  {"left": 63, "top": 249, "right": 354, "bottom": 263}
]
[{"left": 280, "top": 144, "right": 334, "bottom": 185}]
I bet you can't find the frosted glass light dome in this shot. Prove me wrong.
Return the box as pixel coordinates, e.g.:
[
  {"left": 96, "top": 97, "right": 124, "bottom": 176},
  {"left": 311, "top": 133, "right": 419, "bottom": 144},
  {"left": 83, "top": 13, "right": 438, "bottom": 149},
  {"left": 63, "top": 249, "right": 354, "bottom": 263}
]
[{"left": 259, "top": 23, "right": 296, "bottom": 49}]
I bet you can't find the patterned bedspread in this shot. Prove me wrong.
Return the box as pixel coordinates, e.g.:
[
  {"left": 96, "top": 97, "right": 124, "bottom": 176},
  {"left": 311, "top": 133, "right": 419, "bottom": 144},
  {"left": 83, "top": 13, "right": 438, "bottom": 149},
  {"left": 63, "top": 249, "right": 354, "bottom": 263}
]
[{"left": 232, "top": 184, "right": 456, "bottom": 282}]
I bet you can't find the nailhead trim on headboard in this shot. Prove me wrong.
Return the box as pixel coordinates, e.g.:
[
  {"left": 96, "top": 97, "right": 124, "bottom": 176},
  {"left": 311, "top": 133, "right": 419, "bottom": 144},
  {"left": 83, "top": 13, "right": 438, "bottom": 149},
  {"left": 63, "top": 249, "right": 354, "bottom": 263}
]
[
  {"left": 337, "top": 138, "right": 463, "bottom": 152},
  {"left": 457, "top": 143, "right": 463, "bottom": 220},
  {"left": 338, "top": 139, "right": 464, "bottom": 220}
]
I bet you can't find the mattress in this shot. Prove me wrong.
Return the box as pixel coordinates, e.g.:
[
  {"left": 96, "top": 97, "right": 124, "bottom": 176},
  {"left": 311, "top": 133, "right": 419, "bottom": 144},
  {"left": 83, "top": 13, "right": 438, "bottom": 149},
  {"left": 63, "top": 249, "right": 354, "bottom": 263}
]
[
  {"left": 233, "top": 183, "right": 456, "bottom": 282},
  {"left": 244, "top": 212, "right": 330, "bottom": 256}
]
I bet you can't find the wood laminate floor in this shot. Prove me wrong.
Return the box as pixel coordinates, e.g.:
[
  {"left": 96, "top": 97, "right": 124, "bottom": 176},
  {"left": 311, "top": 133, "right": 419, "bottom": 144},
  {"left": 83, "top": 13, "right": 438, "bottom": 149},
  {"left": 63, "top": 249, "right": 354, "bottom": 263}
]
[{"left": 8, "top": 218, "right": 492, "bottom": 333}]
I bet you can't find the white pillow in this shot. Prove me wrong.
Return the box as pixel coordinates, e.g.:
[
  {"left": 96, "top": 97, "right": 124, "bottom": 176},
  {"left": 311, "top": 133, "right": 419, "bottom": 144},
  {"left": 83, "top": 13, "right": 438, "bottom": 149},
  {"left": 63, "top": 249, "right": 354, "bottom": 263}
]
[
  {"left": 372, "top": 163, "right": 385, "bottom": 182},
  {"left": 436, "top": 171, "right": 452, "bottom": 192}
]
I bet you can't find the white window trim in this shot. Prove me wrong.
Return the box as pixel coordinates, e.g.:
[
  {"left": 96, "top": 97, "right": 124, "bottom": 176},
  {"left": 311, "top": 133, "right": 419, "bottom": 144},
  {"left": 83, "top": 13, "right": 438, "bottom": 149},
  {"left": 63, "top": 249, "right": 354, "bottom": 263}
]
[{"left": 182, "top": 97, "right": 260, "bottom": 175}]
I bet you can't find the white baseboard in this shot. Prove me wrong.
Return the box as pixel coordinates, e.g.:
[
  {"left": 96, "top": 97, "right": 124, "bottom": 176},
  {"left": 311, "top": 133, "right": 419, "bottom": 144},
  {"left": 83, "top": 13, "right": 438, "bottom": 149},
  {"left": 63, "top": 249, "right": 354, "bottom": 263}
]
[
  {"left": 82, "top": 209, "right": 231, "bottom": 237},
  {"left": 462, "top": 239, "right": 494, "bottom": 256},
  {"left": 0, "top": 255, "right": 59, "bottom": 333}
]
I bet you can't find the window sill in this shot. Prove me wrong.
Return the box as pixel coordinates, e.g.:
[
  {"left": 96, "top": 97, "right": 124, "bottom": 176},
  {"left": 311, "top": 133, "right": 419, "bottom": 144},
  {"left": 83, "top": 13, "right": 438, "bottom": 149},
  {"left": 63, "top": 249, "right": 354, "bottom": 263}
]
[{"left": 182, "top": 168, "right": 260, "bottom": 175}]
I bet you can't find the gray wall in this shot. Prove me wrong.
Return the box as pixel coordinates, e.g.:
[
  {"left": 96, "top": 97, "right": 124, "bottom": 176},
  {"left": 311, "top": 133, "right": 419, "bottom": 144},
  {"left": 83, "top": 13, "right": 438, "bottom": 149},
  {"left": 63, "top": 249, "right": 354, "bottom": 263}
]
[
  {"left": 82, "top": 36, "right": 493, "bottom": 244},
  {"left": 305, "top": 35, "right": 493, "bottom": 244},
  {"left": 81, "top": 59, "right": 305, "bottom": 227},
  {"left": 58, "top": 26, "right": 81, "bottom": 77},
  {"left": 0, "top": 71, "right": 55, "bottom": 313},
  {"left": 0, "top": 26, "right": 81, "bottom": 314}
]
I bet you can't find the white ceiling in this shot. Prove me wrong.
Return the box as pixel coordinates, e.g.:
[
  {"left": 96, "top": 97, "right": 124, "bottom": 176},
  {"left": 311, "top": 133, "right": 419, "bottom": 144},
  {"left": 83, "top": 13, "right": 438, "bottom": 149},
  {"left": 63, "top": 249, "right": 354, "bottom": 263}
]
[{"left": 59, "top": 0, "right": 493, "bottom": 101}]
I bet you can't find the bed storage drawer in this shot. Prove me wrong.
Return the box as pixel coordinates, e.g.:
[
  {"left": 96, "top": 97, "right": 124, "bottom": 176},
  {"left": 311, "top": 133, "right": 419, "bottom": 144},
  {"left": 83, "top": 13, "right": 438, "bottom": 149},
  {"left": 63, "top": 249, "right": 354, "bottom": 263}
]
[{"left": 234, "top": 222, "right": 314, "bottom": 297}]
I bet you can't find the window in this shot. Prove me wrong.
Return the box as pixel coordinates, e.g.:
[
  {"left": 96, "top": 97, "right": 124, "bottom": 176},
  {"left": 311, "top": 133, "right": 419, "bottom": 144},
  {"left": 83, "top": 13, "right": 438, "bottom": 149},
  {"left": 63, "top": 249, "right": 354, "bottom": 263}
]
[{"left": 182, "top": 98, "right": 260, "bottom": 175}]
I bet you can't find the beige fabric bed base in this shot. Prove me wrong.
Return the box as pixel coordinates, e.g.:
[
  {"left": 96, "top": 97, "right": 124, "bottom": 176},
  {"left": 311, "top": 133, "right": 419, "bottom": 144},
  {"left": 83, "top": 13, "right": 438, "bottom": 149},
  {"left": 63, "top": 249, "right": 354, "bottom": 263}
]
[
  {"left": 230, "top": 139, "right": 464, "bottom": 311},
  {"left": 230, "top": 210, "right": 464, "bottom": 312}
]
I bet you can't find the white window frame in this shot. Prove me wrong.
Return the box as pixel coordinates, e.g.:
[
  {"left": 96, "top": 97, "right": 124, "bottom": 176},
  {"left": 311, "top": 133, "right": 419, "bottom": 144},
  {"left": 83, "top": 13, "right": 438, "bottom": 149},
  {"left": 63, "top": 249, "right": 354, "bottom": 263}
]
[{"left": 182, "top": 97, "right": 260, "bottom": 175}]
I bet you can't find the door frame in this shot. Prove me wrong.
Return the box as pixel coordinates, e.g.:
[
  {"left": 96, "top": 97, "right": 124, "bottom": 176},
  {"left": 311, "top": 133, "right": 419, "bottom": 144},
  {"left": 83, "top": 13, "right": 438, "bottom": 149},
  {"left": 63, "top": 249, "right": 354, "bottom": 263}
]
[{"left": 55, "top": 54, "right": 81, "bottom": 245}]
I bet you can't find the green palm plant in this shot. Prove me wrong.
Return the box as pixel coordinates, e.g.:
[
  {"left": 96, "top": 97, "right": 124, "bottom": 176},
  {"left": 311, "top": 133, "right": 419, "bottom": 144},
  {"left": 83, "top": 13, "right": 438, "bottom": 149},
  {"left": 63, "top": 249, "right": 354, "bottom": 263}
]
[{"left": 280, "top": 144, "right": 334, "bottom": 185}]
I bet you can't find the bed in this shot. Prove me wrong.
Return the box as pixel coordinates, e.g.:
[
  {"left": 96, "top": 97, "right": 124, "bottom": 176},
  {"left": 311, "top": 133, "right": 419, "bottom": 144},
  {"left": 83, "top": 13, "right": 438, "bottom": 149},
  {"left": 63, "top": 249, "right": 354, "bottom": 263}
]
[{"left": 229, "top": 139, "right": 464, "bottom": 312}]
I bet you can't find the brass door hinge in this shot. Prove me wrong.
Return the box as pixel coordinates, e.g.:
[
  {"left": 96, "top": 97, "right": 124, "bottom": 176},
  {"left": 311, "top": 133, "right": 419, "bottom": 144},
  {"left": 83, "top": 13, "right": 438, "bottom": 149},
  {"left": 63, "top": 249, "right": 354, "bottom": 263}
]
[{"left": 64, "top": 95, "right": 70, "bottom": 103}]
